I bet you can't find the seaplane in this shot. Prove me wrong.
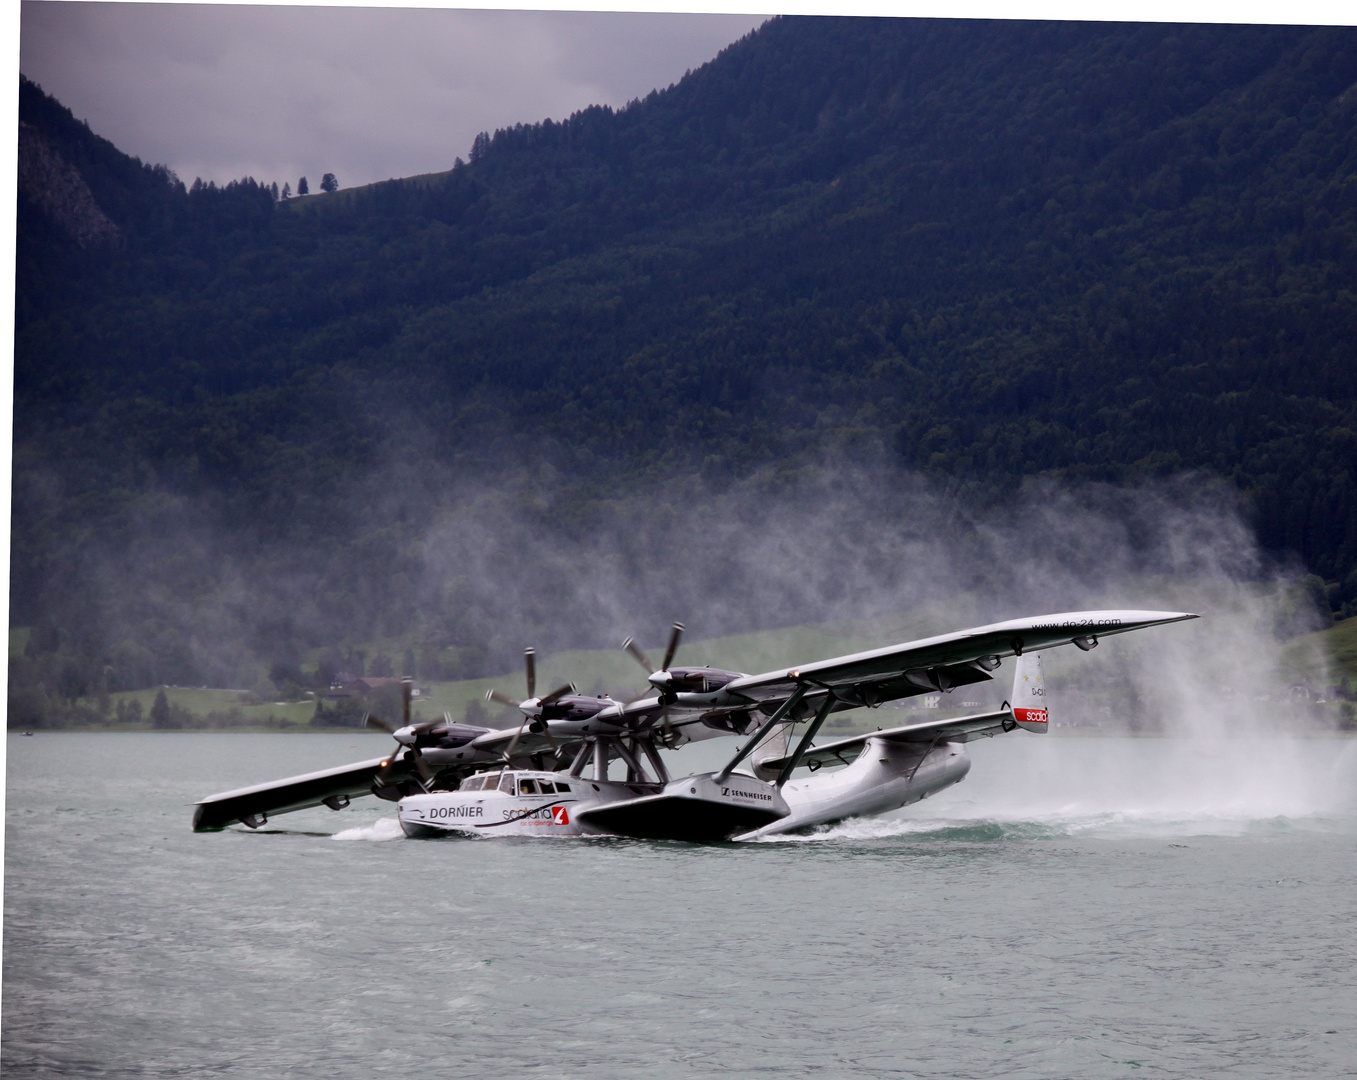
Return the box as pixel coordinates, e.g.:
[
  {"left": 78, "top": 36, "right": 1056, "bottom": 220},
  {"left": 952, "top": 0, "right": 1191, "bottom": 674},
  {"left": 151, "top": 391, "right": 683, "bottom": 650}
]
[{"left": 192, "top": 609, "right": 1196, "bottom": 842}]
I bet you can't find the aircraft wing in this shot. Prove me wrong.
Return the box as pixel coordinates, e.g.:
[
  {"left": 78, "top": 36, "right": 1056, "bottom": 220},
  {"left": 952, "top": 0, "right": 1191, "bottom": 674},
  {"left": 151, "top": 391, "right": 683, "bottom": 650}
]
[
  {"left": 468, "top": 726, "right": 563, "bottom": 758},
  {"left": 757, "top": 708, "right": 1020, "bottom": 774},
  {"left": 724, "top": 610, "right": 1196, "bottom": 707},
  {"left": 192, "top": 755, "right": 414, "bottom": 831}
]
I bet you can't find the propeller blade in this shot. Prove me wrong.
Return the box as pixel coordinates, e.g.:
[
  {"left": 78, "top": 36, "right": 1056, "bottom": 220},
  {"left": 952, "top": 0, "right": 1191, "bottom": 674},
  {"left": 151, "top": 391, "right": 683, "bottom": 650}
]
[
  {"left": 538, "top": 683, "right": 576, "bottom": 706},
  {"left": 364, "top": 712, "right": 397, "bottom": 735},
  {"left": 524, "top": 648, "right": 536, "bottom": 700},
  {"left": 661, "top": 622, "right": 685, "bottom": 673},
  {"left": 401, "top": 678, "right": 413, "bottom": 726},
  {"left": 409, "top": 748, "right": 434, "bottom": 784},
  {"left": 622, "top": 637, "right": 654, "bottom": 675},
  {"left": 486, "top": 689, "right": 521, "bottom": 708},
  {"left": 502, "top": 717, "right": 528, "bottom": 763}
]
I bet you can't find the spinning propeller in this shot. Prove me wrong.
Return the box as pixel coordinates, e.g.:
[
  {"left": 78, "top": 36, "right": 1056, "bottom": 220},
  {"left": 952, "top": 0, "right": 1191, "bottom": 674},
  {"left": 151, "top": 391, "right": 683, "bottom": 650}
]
[
  {"left": 366, "top": 677, "right": 435, "bottom": 787},
  {"left": 622, "top": 622, "right": 685, "bottom": 742},
  {"left": 485, "top": 648, "right": 573, "bottom": 759}
]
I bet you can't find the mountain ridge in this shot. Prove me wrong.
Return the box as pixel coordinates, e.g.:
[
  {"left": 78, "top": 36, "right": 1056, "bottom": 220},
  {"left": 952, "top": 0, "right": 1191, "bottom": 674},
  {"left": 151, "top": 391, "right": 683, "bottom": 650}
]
[{"left": 12, "top": 17, "right": 1357, "bottom": 720}]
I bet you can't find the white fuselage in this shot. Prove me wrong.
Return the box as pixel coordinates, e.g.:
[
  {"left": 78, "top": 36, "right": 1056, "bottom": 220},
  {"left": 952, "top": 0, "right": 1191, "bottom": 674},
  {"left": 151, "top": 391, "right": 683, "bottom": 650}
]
[{"left": 397, "top": 738, "right": 971, "bottom": 841}]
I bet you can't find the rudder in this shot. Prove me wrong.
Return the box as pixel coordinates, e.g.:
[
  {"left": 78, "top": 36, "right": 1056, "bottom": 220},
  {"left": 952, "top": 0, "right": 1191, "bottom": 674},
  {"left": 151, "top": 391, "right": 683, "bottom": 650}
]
[{"left": 1011, "top": 653, "right": 1049, "bottom": 732}]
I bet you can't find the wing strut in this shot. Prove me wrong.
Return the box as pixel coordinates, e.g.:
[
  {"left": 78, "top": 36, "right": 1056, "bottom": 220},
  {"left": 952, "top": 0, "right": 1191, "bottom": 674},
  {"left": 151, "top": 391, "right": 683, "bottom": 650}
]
[
  {"left": 716, "top": 683, "right": 808, "bottom": 785},
  {"left": 776, "top": 690, "right": 838, "bottom": 787},
  {"left": 641, "top": 738, "right": 671, "bottom": 784}
]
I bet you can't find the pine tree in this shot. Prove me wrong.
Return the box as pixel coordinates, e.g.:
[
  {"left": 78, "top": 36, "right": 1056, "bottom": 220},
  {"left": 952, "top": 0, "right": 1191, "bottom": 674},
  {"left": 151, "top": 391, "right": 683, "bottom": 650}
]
[
  {"left": 150, "top": 688, "right": 171, "bottom": 729},
  {"left": 297, "top": 176, "right": 309, "bottom": 196},
  {"left": 281, "top": 182, "right": 290, "bottom": 200}
]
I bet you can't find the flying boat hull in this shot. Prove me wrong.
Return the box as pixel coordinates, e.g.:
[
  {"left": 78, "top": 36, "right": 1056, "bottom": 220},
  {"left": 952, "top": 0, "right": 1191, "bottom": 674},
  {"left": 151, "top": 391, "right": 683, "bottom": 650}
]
[
  {"left": 574, "top": 772, "right": 789, "bottom": 841},
  {"left": 397, "top": 770, "right": 791, "bottom": 842}
]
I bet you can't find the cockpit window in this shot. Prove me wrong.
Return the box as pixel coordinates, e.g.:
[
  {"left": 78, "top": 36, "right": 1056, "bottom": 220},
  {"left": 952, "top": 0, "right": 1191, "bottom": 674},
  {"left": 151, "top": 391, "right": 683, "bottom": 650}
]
[
  {"left": 555, "top": 782, "right": 571, "bottom": 793},
  {"left": 498, "top": 773, "right": 515, "bottom": 795},
  {"left": 518, "top": 778, "right": 538, "bottom": 795}
]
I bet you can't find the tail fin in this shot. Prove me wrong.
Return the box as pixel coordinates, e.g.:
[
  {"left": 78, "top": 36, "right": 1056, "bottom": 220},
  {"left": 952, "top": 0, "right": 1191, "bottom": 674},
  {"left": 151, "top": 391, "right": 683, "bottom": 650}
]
[{"left": 1011, "top": 652, "right": 1049, "bottom": 733}]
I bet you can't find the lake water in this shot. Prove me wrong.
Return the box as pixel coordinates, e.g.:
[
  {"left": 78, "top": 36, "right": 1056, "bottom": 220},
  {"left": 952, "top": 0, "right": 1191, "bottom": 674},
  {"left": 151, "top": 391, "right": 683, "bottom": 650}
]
[{"left": 4, "top": 732, "right": 1356, "bottom": 1079}]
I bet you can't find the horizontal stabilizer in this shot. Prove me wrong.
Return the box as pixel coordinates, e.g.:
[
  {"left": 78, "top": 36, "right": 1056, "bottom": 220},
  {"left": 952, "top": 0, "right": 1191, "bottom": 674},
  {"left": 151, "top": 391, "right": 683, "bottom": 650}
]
[
  {"left": 192, "top": 755, "right": 413, "bottom": 831},
  {"left": 757, "top": 708, "right": 1020, "bottom": 775}
]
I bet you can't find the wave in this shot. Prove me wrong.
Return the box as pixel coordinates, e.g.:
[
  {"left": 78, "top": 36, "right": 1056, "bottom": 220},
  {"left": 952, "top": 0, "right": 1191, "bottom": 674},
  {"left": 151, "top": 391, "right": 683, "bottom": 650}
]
[
  {"left": 331, "top": 816, "right": 405, "bottom": 841},
  {"left": 754, "top": 806, "right": 1357, "bottom": 844}
]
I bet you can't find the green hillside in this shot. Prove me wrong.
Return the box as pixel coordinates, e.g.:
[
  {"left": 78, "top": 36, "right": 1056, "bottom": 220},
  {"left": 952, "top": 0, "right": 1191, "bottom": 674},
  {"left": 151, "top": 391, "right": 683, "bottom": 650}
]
[
  {"left": 13, "top": 18, "right": 1357, "bottom": 726},
  {"left": 1282, "top": 617, "right": 1357, "bottom": 687}
]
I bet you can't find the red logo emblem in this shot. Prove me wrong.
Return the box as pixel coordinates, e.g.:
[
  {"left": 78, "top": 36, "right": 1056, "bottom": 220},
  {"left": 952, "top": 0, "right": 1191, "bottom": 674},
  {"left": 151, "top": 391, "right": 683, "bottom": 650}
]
[{"left": 552, "top": 805, "right": 570, "bottom": 825}]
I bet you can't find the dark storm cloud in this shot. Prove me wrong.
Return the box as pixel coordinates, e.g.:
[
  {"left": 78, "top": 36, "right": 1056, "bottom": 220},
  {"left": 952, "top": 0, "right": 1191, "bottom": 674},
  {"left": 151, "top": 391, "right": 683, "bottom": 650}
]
[{"left": 18, "top": 3, "right": 767, "bottom": 189}]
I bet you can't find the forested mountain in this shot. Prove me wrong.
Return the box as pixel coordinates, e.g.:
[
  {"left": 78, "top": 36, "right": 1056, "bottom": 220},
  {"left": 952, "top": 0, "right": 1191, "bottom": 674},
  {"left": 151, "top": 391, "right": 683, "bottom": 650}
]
[{"left": 12, "top": 17, "right": 1357, "bottom": 715}]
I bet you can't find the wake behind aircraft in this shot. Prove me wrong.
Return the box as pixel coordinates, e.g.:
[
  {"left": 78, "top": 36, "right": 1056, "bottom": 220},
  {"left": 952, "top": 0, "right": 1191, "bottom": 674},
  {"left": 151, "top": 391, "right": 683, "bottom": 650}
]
[{"left": 193, "top": 609, "right": 1196, "bottom": 842}]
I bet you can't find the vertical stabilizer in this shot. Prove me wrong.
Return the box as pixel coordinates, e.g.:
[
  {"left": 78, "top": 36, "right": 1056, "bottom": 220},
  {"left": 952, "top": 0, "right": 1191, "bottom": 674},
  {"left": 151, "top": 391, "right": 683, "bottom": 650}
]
[{"left": 1011, "top": 653, "right": 1048, "bottom": 732}]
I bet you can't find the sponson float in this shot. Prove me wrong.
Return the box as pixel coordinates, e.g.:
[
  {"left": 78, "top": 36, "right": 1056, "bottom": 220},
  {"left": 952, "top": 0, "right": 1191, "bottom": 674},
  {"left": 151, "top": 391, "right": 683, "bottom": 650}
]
[{"left": 193, "top": 610, "right": 1196, "bottom": 842}]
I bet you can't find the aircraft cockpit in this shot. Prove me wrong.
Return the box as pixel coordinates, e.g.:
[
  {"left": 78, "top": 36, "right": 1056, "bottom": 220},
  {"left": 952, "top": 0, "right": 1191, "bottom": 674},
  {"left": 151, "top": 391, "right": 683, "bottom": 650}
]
[{"left": 456, "top": 772, "right": 575, "bottom": 796}]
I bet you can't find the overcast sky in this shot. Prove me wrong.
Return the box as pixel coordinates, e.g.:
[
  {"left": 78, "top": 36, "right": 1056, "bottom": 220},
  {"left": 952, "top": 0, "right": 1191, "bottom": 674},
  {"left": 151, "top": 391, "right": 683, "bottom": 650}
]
[{"left": 19, "top": 3, "right": 768, "bottom": 190}]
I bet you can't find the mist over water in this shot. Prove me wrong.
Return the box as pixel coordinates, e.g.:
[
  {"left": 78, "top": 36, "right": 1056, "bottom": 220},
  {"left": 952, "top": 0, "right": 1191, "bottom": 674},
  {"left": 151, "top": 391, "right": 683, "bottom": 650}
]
[
  {"left": 34, "top": 455, "right": 1331, "bottom": 704},
  {"left": 415, "top": 467, "right": 1283, "bottom": 651}
]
